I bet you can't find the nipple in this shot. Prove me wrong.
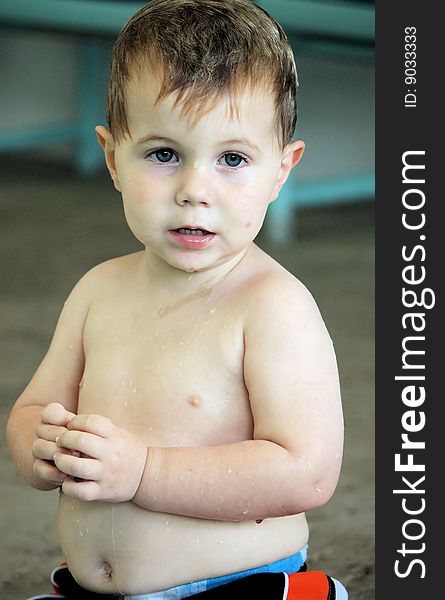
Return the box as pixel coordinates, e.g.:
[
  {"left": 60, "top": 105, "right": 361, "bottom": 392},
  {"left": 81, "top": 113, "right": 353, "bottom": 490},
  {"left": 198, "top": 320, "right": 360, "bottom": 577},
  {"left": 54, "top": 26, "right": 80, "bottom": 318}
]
[{"left": 188, "top": 395, "right": 201, "bottom": 408}]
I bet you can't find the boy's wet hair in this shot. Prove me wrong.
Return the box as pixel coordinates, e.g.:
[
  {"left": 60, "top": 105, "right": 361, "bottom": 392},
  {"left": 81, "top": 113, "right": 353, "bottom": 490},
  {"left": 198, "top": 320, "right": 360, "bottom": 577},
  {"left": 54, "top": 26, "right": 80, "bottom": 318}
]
[{"left": 106, "top": 0, "right": 298, "bottom": 148}]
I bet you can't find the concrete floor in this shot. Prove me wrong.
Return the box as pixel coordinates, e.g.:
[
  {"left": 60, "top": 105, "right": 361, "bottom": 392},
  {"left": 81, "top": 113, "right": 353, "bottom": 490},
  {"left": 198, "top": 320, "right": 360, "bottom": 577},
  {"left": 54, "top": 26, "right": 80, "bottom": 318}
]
[{"left": 0, "top": 153, "right": 374, "bottom": 599}]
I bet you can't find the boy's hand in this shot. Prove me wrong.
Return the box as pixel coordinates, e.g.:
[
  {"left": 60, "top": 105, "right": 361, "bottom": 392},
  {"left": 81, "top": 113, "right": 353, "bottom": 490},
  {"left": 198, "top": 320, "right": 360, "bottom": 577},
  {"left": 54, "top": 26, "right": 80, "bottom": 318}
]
[
  {"left": 32, "top": 402, "right": 77, "bottom": 486},
  {"left": 53, "top": 414, "right": 148, "bottom": 503}
]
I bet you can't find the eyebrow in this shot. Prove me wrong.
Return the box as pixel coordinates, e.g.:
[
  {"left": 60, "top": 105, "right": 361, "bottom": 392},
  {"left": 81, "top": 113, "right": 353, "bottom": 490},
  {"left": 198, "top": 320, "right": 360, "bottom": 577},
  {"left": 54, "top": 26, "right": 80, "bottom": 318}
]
[
  {"left": 136, "top": 134, "right": 260, "bottom": 153},
  {"left": 219, "top": 138, "right": 260, "bottom": 153},
  {"left": 136, "top": 135, "right": 177, "bottom": 146}
]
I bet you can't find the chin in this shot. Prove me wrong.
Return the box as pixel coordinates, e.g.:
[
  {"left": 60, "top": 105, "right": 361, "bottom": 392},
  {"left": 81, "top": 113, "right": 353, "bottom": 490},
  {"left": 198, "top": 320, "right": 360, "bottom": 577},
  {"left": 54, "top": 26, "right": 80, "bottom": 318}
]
[{"left": 165, "top": 254, "right": 211, "bottom": 273}]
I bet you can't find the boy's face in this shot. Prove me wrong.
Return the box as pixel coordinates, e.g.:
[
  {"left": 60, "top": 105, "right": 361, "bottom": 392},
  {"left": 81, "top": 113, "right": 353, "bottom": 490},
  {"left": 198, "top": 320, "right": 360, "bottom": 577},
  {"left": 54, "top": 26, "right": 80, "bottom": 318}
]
[{"left": 97, "top": 70, "right": 304, "bottom": 274}]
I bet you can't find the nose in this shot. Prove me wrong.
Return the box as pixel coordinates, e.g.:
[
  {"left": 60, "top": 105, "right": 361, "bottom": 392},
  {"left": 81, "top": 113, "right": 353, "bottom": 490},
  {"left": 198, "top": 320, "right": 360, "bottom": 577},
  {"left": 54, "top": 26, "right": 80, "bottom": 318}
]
[{"left": 175, "top": 164, "right": 215, "bottom": 207}]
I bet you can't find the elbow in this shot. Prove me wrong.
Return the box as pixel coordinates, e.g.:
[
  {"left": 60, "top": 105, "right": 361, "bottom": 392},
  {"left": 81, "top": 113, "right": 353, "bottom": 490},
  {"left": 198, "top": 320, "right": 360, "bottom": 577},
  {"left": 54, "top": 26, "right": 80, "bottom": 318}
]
[
  {"left": 285, "top": 456, "right": 341, "bottom": 514},
  {"left": 287, "top": 479, "right": 336, "bottom": 514},
  {"left": 305, "top": 476, "right": 337, "bottom": 510}
]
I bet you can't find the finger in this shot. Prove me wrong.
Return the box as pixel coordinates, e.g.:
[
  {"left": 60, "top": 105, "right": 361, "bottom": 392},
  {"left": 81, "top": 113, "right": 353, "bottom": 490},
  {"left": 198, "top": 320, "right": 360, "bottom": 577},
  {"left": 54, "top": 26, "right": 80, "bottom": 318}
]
[
  {"left": 61, "top": 478, "right": 101, "bottom": 502},
  {"left": 37, "top": 423, "right": 68, "bottom": 442},
  {"left": 33, "top": 438, "right": 78, "bottom": 461},
  {"left": 57, "top": 430, "right": 106, "bottom": 459},
  {"left": 33, "top": 458, "right": 66, "bottom": 485},
  {"left": 54, "top": 452, "right": 102, "bottom": 481},
  {"left": 41, "top": 403, "right": 76, "bottom": 427},
  {"left": 67, "top": 414, "right": 113, "bottom": 438},
  {"left": 32, "top": 438, "right": 59, "bottom": 461}
]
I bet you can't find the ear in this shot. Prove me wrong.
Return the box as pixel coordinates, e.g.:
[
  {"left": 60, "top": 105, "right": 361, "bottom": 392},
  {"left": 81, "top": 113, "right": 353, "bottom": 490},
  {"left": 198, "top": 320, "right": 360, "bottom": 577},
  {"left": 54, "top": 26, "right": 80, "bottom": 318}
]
[
  {"left": 270, "top": 140, "right": 305, "bottom": 203},
  {"left": 95, "top": 125, "right": 121, "bottom": 192}
]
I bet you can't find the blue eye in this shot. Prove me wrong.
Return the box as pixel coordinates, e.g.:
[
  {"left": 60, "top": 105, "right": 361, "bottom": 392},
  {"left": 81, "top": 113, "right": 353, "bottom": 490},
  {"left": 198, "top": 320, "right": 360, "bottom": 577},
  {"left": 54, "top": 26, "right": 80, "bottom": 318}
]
[
  {"left": 222, "top": 153, "right": 247, "bottom": 168},
  {"left": 147, "top": 149, "right": 177, "bottom": 163}
]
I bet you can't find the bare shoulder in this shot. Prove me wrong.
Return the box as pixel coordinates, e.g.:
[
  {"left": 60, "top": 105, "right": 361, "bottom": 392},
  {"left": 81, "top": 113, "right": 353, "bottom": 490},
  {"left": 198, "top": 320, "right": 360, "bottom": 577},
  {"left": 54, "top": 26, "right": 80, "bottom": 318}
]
[
  {"left": 240, "top": 246, "right": 326, "bottom": 331},
  {"left": 78, "top": 251, "right": 142, "bottom": 290},
  {"left": 71, "top": 252, "right": 143, "bottom": 307}
]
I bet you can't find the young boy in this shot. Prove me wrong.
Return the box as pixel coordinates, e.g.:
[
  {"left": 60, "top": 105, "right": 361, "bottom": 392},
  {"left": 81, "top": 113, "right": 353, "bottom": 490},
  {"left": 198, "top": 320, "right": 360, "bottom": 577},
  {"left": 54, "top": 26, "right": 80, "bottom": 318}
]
[{"left": 7, "top": 1, "right": 347, "bottom": 598}]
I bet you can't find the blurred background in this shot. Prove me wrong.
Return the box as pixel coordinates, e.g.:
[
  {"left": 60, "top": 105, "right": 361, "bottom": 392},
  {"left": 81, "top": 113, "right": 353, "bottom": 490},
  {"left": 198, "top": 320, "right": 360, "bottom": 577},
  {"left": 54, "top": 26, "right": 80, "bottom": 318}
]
[{"left": 0, "top": 1, "right": 374, "bottom": 599}]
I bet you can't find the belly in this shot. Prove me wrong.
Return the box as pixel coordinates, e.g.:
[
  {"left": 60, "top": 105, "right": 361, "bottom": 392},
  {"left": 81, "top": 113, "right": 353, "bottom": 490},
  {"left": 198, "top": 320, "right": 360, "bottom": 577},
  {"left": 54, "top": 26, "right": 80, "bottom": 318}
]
[{"left": 58, "top": 493, "right": 309, "bottom": 595}]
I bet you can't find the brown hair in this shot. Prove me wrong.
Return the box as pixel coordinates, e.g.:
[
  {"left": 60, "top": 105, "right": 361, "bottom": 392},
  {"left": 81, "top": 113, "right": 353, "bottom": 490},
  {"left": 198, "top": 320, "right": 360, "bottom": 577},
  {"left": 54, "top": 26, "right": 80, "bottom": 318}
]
[{"left": 106, "top": 0, "right": 298, "bottom": 147}]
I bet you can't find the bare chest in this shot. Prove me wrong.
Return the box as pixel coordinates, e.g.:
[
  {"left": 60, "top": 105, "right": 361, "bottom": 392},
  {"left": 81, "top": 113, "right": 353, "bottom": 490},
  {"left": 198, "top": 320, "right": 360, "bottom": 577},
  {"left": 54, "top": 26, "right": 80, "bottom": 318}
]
[{"left": 79, "top": 298, "right": 252, "bottom": 446}]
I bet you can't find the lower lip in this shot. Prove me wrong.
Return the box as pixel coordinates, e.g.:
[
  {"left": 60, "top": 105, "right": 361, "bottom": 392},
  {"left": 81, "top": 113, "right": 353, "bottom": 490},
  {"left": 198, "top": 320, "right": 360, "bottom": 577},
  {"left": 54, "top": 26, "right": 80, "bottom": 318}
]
[{"left": 169, "top": 230, "right": 216, "bottom": 249}]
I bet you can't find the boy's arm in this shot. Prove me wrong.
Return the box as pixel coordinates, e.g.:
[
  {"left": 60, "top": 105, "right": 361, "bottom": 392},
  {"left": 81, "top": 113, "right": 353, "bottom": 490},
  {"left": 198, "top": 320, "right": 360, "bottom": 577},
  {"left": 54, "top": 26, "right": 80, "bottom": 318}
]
[
  {"left": 57, "top": 276, "right": 343, "bottom": 520},
  {"left": 6, "top": 274, "right": 90, "bottom": 490}
]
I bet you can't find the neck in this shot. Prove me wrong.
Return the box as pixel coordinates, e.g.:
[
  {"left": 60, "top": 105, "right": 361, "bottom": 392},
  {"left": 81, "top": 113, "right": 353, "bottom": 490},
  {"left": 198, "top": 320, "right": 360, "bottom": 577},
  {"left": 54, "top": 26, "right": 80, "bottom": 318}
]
[{"left": 140, "top": 247, "right": 251, "bottom": 297}]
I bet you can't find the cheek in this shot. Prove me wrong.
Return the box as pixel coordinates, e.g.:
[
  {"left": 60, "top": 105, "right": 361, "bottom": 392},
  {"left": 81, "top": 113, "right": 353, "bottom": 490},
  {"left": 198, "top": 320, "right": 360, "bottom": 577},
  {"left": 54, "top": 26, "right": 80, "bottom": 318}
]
[
  {"left": 121, "top": 174, "right": 166, "bottom": 222},
  {"left": 226, "top": 192, "right": 269, "bottom": 239}
]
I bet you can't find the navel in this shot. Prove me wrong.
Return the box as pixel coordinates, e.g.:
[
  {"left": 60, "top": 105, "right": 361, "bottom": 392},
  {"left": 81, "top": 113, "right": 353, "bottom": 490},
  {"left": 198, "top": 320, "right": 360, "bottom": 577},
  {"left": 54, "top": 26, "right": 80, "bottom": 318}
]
[{"left": 100, "top": 561, "right": 113, "bottom": 581}]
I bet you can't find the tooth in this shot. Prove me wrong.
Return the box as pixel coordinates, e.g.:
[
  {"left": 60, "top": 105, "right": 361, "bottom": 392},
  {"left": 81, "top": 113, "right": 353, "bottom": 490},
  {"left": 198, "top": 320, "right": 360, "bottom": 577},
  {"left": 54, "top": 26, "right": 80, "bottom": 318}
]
[{"left": 176, "top": 228, "right": 210, "bottom": 235}]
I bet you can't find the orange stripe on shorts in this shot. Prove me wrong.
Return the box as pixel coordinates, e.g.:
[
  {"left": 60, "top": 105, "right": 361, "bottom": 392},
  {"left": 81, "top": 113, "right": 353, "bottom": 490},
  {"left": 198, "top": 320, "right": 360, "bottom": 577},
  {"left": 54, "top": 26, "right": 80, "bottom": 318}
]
[{"left": 287, "top": 571, "right": 330, "bottom": 600}]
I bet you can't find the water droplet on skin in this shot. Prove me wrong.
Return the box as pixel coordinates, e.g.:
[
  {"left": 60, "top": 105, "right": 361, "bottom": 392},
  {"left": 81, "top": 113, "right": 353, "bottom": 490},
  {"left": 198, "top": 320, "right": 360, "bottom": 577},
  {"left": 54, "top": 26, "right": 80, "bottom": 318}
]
[
  {"left": 80, "top": 531, "right": 84, "bottom": 536},
  {"left": 209, "top": 307, "right": 216, "bottom": 314},
  {"left": 315, "top": 486, "right": 322, "bottom": 493},
  {"left": 68, "top": 344, "right": 73, "bottom": 350},
  {"left": 179, "top": 341, "right": 184, "bottom": 346},
  {"left": 218, "top": 539, "right": 224, "bottom": 544},
  {"left": 242, "top": 510, "right": 249, "bottom": 516},
  {"left": 124, "top": 401, "right": 128, "bottom": 407},
  {"left": 227, "top": 467, "right": 232, "bottom": 474},
  {"left": 195, "top": 538, "right": 200, "bottom": 544}
]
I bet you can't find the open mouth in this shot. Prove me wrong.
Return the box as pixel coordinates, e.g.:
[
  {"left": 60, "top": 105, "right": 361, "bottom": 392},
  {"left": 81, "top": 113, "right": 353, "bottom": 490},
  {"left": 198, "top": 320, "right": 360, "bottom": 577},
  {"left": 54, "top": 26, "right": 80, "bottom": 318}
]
[
  {"left": 174, "top": 227, "right": 213, "bottom": 236},
  {"left": 169, "top": 227, "right": 216, "bottom": 249}
]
